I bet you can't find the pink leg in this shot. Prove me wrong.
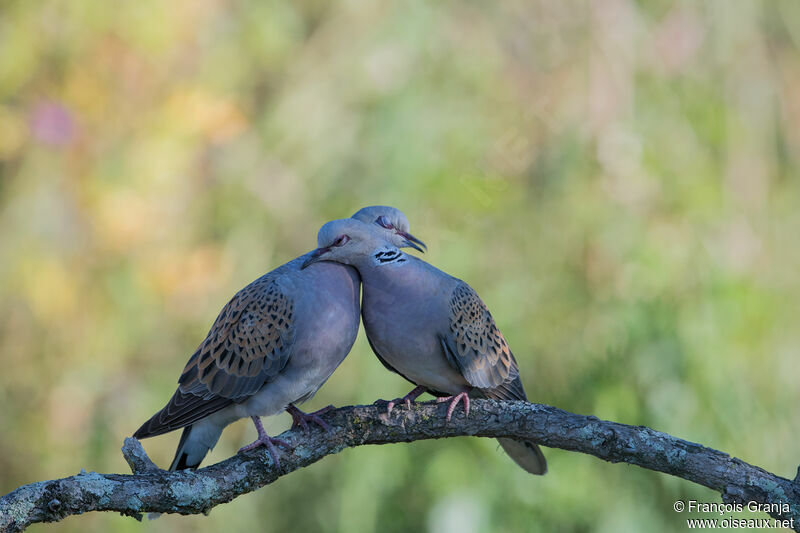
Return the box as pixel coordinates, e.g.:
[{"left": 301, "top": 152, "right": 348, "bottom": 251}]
[
  {"left": 238, "top": 416, "right": 293, "bottom": 469},
  {"left": 436, "top": 392, "right": 470, "bottom": 422},
  {"left": 286, "top": 404, "right": 334, "bottom": 433},
  {"left": 383, "top": 385, "right": 426, "bottom": 416}
]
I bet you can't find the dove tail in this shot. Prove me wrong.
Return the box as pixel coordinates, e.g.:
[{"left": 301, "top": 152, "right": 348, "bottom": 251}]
[
  {"left": 496, "top": 437, "right": 548, "bottom": 475},
  {"left": 169, "top": 425, "right": 195, "bottom": 471},
  {"left": 483, "top": 374, "right": 548, "bottom": 475},
  {"left": 168, "top": 419, "right": 225, "bottom": 471}
]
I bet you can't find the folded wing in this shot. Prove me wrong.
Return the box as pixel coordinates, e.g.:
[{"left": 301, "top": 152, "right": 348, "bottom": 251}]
[
  {"left": 134, "top": 275, "right": 295, "bottom": 439},
  {"left": 439, "top": 282, "right": 519, "bottom": 391}
]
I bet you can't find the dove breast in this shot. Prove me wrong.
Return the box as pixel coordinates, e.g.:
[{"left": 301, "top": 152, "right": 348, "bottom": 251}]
[
  {"left": 233, "top": 256, "right": 361, "bottom": 419},
  {"left": 360, "top": 256, "right": 470, "bottom": 396}
]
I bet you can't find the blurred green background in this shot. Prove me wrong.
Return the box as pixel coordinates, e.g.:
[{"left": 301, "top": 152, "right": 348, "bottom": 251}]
[{"left": 1, "top": 0, "right": 799, "bottom": 531}]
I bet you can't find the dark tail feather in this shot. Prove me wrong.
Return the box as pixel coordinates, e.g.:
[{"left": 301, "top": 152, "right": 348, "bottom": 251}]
[
  {"left": 483, "top": 375, "right": 548, "bottom": 475},
  {"left": 497, "top": 437, "right": 548, "bottom": 475},
  {"left": 169, "top": 425, "right": 196, "bottom": 471},
  {"left": 167, "top": 419, "right": 224, "bottom": 471}
]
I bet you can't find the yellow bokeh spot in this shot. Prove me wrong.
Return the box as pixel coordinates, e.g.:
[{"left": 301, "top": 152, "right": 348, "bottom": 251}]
[
  {"left": 165, "top": 87, "right": 247, "bottom": 143},
  {"left": 144, "top": 245, "right": 231, "bottom": 310},
  {"left": 93, "top": 189, "right": 154, "bottom": 251},
  {"left": 0, "top": 105, "right": 28, "bottom": 160},
  {"left": 18, "top": 257, "right": 79, "bottom": 322}
]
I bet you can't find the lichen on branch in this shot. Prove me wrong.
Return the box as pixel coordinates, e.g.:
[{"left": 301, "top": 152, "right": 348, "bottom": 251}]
[{"left": 1, "top": 400, "right": 798, "bottom": 532}]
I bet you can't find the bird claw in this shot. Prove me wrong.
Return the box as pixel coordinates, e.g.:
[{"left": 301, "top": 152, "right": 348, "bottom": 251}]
[
  {"left": 437, "top": 392, "right": 470, "bottom": 422},
  {"left": 385, "top": 398, "right": 409, "bottom": 417},
  {"left": 239, "top": 416, "right": 295, "bottom": 469},
  {"left": 380, "top": 386, "right": 426, "bottom": 416},
  {"left": 238, "top": 435, "right": 294, "bottom": 469},
  {"left": 287, "top": 404, "right": 333, "bottom": 433}
]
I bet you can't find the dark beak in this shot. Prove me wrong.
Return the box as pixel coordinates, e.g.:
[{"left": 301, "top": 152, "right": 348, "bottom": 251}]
[
  {"left": 301, "top": 247, "right": 330, "bottom": 269},
  {"left": 397, "top": 231, "right": 426, "bottom": 253}
]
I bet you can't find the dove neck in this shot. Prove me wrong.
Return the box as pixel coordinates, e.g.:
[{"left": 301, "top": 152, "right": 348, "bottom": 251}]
[
  {"left": 347, "top": 244, "right": 406, "bottom": 269},
  {"left": 355, "top": 249, "right": 410, "bottom": 284}
]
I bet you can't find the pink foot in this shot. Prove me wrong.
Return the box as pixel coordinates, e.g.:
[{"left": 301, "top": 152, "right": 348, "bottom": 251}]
[
  {"left": 437, "top": 392, "right": 470, "bottom": 422},
  {"left": 380, "top": 385, "right": 426, "bottom": 416},
  {"left": 238, "top": 416, "right": 294, "bottom": 469},
  {"left": 286, "top": 404, "right": 333, "bottom": 433}
]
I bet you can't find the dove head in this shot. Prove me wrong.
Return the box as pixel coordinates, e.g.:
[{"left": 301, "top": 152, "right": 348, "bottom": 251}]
[
  {"left": 302, "top": 218, "right": 405, "bottom": 270},
  {"left": 351, "top": 205, "right": 426, "bottom": 253}
]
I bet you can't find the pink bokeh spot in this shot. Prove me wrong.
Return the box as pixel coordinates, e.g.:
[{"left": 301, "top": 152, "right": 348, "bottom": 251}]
[{"left": 30, "top": 101, "right": 75, "bottom": 147}]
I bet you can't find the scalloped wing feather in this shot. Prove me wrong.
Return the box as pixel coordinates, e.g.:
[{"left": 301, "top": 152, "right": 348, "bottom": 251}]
[
  {"left": 134, "top": 275, "right": 298, "bottom": 439},
  {"left": 178, "top": 275, "right": 295, "bottom": 401},
  {"left": 441, "top": 283, "right": 518, "bottom": 390}
]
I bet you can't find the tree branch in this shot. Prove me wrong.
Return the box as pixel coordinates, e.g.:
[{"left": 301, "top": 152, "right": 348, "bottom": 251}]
[{"left": 1, "top": 400, "right": 798, "bottom": 531}]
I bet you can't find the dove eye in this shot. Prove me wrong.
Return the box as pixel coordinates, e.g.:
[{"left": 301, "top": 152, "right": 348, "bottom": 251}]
[
  {"left": 333, "top": 235, "right": 350, "bottom": 247},
  {"left": 375, "top": 216, "right": 394, "bottom": 230}
]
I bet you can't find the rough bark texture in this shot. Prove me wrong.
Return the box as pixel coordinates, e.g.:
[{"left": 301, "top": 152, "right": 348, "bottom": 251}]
[{"left": 1, "top": 400, "right": 798, "bottom": 531}]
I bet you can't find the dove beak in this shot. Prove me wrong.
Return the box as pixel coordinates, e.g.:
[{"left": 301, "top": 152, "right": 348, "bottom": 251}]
[
  {"left": 398, "top": 231, "right": 426, "bottom": 253},
  {"left": 301, "top": 247, "right": 331, "bottom": 269}
]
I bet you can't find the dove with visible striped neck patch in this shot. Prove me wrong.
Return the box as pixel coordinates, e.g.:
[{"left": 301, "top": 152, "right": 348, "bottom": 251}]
[
  {"left": 134, "top": 208, "right": 420, "bottom": 472},
  {"left": 303, "top": 217, "right": 547, "bottom": 475}
]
